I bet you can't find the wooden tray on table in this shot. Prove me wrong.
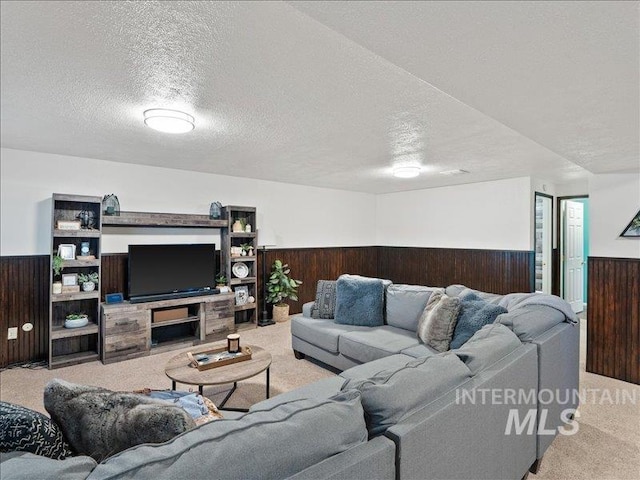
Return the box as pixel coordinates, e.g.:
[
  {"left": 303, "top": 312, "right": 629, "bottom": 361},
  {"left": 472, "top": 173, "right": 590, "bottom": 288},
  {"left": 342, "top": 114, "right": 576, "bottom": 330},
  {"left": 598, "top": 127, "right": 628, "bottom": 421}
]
[{"left": 187, "top": 346, "right": 252, "bottom": 371}]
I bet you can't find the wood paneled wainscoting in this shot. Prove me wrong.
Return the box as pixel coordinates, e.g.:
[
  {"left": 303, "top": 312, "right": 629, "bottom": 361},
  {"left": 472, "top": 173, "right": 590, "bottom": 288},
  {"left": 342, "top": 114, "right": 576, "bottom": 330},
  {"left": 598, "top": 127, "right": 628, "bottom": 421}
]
[
  {"left": 377, "top": 247, "right": 535, "bottom": 295},
  {"left": 1, "top": 246, "right": 534, "bottom": 367},
  {"left": 587, "top": 257, "right": 640, "bottom": 385},
  {"left": 0, "top": 255, "right": 50, "bottom": 367}
]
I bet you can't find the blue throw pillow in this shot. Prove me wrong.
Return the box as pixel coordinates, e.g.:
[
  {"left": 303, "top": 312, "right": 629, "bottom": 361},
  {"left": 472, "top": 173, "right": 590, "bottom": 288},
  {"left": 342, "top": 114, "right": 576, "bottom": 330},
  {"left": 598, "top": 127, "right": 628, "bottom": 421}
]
[
  {"left": 334, "top": 275, "right": 385, "bottom": 326},
  {"left": 450, "top": 298, "right": 508, "bottom": 349}
]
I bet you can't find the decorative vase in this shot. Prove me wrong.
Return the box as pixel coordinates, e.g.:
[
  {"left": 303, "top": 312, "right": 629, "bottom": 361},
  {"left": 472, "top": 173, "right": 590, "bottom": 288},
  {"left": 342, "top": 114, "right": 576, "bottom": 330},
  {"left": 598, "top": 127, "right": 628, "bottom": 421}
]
[
  {"left": 52, "top": 282, "right": 62, "bottom": 294},
  {"left": 245, "top": 224, "right": 252, "bottom": 233},
  {"left": 102, "top": 194, "right": 120, "bottom": 216},
  {"left": 232, "top": 220, "right": 243, "bottom": 233},
  {"left": 248, "top": 247, "right": 254, "bottom": 256},
  {"left": 273, "top": 304, "right": 290, "bottom": 323},
  {"left": 209, "top": 201, "right": 222, "bottom": 219},
  {"left": 82, "top": 281, "right": 96, "bottom": 292}
]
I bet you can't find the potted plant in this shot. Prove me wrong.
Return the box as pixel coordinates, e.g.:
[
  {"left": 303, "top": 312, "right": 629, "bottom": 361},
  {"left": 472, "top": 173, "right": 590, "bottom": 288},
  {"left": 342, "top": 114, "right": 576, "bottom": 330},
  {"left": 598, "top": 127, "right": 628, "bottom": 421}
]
[
  {"left": 52, "top": 254, "right": 64, "bottom": 294},
  {"left": 65, "top": 313, "right": 88, "bottom": 328},
  {"left": 77, "top": 272, "right": 99, "bottom": 292},
  {"left": 240, "top": 243, "right": 252, "bottom": 256},
  {"left": 215, "top": 273, "right": 227, "bottom": 288},
  {"left": 267, "top": 259, "right": 302, "bottom": 323}
]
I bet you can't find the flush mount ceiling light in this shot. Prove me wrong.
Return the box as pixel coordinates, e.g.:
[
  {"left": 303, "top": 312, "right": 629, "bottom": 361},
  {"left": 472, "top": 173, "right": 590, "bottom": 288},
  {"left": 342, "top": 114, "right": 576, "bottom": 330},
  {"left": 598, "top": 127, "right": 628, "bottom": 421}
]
[
  {"left": 392, "top": 165, "right": 421, "bottom": 178},
  {"left": 143, "top": 109, "right": 195, "bottom": 134}
]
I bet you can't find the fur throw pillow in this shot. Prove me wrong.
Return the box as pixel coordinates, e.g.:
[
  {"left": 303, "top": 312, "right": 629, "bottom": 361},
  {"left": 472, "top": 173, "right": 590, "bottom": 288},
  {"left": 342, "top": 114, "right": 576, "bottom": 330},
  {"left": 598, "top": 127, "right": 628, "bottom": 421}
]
[
  {"left": 44, "top": 379, "right": 195, "bottom": 462},
  {"left": 416, "top": 291, "right": 461, "bottom": 352}
]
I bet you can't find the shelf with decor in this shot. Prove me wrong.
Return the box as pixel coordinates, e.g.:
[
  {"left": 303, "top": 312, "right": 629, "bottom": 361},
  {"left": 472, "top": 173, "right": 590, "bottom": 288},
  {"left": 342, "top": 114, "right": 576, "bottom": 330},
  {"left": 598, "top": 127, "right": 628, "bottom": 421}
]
[
  {"left": 221, "top": 206, "right": 258, "bottom": 328},
  {"left": 49, "top": 193, "right": 103, "bottom": 369}
]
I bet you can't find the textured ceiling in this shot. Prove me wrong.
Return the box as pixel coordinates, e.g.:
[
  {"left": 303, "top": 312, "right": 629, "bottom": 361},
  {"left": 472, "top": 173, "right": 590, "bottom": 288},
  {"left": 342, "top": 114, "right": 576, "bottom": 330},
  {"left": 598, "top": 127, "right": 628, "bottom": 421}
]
[{"left": 1, "top": 1, "right": 637, "bottom": 194}]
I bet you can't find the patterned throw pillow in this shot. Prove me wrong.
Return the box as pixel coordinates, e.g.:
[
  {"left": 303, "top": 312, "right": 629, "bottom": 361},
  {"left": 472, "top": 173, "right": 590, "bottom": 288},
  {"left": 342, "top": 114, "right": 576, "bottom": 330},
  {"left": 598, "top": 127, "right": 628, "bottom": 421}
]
[
  {"left": 311, "top": 280, "right": 337, "bottom": 319},
  {"left": 416, "top": 291, "right": 461, "bottom": 352},
  {"left": 0, "top": 401, "right": 73, "bottom": 459}
]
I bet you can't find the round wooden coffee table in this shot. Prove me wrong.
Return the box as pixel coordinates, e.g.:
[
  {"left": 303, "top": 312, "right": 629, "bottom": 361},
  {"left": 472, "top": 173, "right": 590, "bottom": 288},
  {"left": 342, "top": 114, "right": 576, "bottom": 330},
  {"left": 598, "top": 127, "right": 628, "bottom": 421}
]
[{"left": 164, "top": 343, "right": 272, "bottom": 412}]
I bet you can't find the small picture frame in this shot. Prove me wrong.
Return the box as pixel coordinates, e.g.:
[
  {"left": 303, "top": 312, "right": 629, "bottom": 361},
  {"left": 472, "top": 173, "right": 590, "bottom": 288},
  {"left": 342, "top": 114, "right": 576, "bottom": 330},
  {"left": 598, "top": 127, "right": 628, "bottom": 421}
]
[
  {"left": 57, "top": 244, "right": 76, "bottom": 260},
  {"left": 56, "top": 220, "right": 81, "bottom": 230},
  {"left": 234, "top": 286, "right": 249, "bottom": 306},
  {"left": 61, "top": 273, "right": 78, "bottom": 286}
]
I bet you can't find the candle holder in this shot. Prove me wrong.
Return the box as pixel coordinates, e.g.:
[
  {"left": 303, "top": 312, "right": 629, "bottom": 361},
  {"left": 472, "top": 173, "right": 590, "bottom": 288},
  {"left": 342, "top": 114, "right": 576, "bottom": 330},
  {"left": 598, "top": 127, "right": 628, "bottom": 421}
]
[{"left": 227, "top": 334, "right": 240, "bottom": 353}]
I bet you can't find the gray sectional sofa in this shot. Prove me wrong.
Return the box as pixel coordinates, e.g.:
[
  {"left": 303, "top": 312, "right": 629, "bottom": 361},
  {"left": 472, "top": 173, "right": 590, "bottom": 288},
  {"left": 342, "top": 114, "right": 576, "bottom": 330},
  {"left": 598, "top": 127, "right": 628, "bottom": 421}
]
[{"left": 1, "top": 281, "right": 579, "bottom": 480}]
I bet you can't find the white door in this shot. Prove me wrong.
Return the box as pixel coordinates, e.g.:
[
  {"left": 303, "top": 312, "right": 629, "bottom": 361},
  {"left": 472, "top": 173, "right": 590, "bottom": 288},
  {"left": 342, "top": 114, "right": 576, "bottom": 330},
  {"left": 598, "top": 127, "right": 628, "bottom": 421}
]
[{"left": 563, "top": 200, "right": 584, "bottom": 313}]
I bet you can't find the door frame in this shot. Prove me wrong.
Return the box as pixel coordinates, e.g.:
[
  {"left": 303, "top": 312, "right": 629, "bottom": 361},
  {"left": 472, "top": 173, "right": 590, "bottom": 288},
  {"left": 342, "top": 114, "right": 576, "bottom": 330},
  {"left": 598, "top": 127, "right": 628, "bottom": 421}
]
[
  {"left": 555, "top": 195, "right": 589, "bottom": 301},
  {"left": 534, "top": 192, "right": 553, "bottom": 294}
]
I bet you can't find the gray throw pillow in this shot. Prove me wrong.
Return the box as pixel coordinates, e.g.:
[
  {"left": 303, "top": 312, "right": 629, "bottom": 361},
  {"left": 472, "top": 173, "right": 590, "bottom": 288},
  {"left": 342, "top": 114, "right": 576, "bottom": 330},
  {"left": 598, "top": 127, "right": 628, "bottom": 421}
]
[
  {"left": 450, "top": 298, "right": 508, "bottom": 349},
  {"left": 310, "top": 280, "right": 337, "bottom": 319},
  {"left": 44, "top": 379, "right": 195, "bottom": 462},
  {"left": 334, "top": 275, "right": 385, "bottom": 327},
  {"left": 416, "top": 291, "right": 461, "bottom": 352}
]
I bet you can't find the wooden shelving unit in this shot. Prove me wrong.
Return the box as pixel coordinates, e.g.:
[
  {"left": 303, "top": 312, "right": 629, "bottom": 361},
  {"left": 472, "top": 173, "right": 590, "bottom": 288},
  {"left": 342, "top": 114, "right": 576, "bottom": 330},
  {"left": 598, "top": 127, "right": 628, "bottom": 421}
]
[
  {"left": 102, "top": 211, "right": 228, "bottom": 229},
  {"left": 221, "top": 206, "right": 258, "bottom": 328},
  {"left": 49, "top": 193, "right": 102, "bottom": 369}
]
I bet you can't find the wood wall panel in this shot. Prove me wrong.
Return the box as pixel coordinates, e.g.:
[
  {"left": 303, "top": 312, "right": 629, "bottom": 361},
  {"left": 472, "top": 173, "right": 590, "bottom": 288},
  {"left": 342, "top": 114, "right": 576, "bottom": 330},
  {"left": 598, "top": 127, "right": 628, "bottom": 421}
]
[
  {"left": 587, "top": 257, "right": 640, "bottom": 385},
  {"left": 0, "top": 256, "right": 49, "bottom": 367},
  {"left": 377, "top": 247, "right": 534, "bottom": 294},
  {"left": 259, "top": 247, "right": 378, "bottom": 316},
  {"left": 1, "top": 246, "right": 534, "bottom": 366}
]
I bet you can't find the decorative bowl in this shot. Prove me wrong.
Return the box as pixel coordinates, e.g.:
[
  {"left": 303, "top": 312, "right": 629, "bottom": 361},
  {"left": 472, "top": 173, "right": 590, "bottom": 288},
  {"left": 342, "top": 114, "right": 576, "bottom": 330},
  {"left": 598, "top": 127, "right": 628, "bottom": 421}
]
[{"left": 65, "top": 315, "right": 89, "bottom": 328}]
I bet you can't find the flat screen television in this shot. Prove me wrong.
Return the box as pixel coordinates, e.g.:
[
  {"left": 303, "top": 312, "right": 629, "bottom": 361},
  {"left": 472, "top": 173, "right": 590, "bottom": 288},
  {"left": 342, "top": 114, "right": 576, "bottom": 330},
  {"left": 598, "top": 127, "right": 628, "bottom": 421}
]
[{"left": 128, "top": 243, "right": 216, "bottom": 303}]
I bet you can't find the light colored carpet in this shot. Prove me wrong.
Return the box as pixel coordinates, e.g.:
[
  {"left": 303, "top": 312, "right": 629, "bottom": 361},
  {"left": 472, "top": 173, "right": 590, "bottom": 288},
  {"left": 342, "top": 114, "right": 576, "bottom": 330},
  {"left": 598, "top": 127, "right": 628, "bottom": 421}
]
[{"left": 1, "top": 320, "right": 638, "bottom": 479}]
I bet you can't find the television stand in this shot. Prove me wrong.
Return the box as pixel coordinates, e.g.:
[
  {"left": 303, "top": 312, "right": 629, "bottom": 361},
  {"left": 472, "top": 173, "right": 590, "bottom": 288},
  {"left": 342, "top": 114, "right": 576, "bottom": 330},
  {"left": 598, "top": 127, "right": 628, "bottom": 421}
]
[{"left": 100, "top": 292, "right": 234, "bottom": 364}]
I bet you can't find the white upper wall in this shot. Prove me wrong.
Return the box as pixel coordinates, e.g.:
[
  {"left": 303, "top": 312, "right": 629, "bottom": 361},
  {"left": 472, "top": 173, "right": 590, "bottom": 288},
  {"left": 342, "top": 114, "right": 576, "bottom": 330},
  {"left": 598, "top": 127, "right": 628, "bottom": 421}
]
[
  {"left": 589, "top": 173, "right": 640, "bottom": 259},
  {"left": 375, "top": 177, "right": 532, "bottom": 251},
  {"left": 0, "top": 148, "right": 376, "bottom": 255}
]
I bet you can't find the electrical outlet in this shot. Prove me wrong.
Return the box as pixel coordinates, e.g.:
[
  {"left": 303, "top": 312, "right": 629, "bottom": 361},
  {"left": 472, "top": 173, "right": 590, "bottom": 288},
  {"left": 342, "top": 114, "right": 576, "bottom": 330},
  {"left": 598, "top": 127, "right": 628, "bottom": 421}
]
[{"left": 7, "top": 327, "right": 18, "bottom": 340}]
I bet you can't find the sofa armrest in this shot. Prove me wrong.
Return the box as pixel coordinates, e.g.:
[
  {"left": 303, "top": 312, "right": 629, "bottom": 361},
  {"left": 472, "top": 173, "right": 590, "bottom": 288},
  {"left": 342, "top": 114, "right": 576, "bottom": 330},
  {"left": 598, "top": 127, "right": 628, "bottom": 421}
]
[
  {"left": 0, "top": 452, "right": 97, "bottom": 480},
  {"left": 285, "top": 436, "right": 395, "bottom": 480},
  {"left": 302, "top": 301, "right": 315, "bottom": 318}
]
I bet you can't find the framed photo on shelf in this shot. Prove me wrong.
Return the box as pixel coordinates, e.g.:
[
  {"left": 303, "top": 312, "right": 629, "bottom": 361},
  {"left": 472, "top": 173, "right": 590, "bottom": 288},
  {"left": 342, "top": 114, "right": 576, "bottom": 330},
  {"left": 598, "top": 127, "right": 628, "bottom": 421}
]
[
  {"left": 234, "top": 286, "right": 249, "bottom": 306},
  {"left": 57, "top": 244, "right": 76, "bottom": 260},
  {"left": 61, "top": 273, "right": 77, "bottom": 286}
]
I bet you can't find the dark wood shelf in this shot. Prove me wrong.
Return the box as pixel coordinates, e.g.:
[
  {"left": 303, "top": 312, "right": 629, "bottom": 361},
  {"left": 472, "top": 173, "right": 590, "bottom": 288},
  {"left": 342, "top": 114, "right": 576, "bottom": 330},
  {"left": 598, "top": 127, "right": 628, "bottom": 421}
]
[
  {"left": 50, "top": 351, "right": 100, "bottom": 369},
  {"left": 51, "top": 291, "right": 100, "bottom": 302},
  {"left": 230, "top": 277, "right": 257, "bottom": 286},
  {"left": 51, "top": 322, "right": 99, "bottom": 340},
  {"left": 53, "top": 229, "right": 101, "bottom": 238},
  {"left": 234, "top": 302, "right": 258, "bottom": 312},
  {"left": 62, "top": 259, "right": 100, "bottom": 268},
  {"left": 151, "top": 315, "right": 200, "bottom": 329},
  {"left": 103, "top": 211, "right": 228, "bottom": 228}
]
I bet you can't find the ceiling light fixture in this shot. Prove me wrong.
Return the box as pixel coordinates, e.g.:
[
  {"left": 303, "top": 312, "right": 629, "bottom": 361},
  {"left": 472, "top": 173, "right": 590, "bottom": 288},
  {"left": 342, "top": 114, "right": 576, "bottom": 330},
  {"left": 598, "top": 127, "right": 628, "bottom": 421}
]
[
  {"left": 393, "top": 165, "right": 421, "bottom": 178},
  {"left": 143, "top": 109, "right": 195, "bottom": 134}
]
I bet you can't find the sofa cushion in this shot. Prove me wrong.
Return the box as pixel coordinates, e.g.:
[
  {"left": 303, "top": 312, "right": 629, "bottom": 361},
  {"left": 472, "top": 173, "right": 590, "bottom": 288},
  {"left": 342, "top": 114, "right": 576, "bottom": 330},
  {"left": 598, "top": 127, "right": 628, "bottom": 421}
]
[
  {"left": 87, "top": 391, "right": 367, "bottom": 480},
  {"left": 310, "top": 280, "right": 337, "bottom": 319},
  {"left": 386, "top": 284, "right": 442, "bottom": 332},
  {"left": 496, "top": 304, "right": 568, "bottom": 342},
  {"left": 450, "top": 298, "right": 508, "bottom": 350},
  {"left": 452, "top": 323, "right": 522, "bottom": 374},
  {"left": 291, "top": 315, "right": 370, "bottom": 353},
  {"left": 340, "top": 354, "right": 415, "bottom": 381},
  {"left": 342, "top": 354, "right": 472, "bottom": 435},
  {"left": 249, "top": 377, "right": 346, "bottom": 412},
  {"left": 416, "top": 291, "right": 461, "bottom": 352},
  {"left": 445, "top": 285, "right": 504, "bottom": 305},
  {"left": 401, "top": 343, "right": 439, "bottom": 358},
  {"left": 339, "top": 326, "right": 421, "bottom": 363},
  {"left": 334, "top": 275, "right": 386, "bottom": 327},
  {"left": 0, "top": 451, "right": 97, "bottom": 480},
  {"left": 0, "top": 402, "right": 73, "bottom": 460},
  {"left": 44, "top": 379, "right": 195, "bottom": 462}
]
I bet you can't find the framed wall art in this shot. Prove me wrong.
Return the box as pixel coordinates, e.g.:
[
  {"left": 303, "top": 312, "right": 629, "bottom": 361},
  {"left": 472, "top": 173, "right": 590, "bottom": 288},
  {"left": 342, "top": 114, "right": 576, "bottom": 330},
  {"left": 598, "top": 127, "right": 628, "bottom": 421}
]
[{"left": 620, "top": 209, "right": 640, "bottom": 238}]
